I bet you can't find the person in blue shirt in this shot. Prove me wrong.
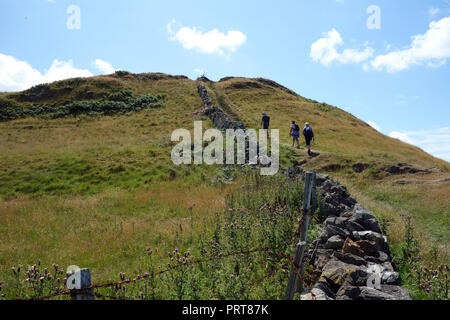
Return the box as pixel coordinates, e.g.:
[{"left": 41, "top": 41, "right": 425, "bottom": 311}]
[{"left": 290, "top": 120, "right": 300, "bottom": 149}]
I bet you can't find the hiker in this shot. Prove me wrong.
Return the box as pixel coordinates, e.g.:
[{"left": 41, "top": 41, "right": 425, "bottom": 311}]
[
  {"left": 290, "top": 120, "right": 300, "bottom": 149},
  {"left": 303, "top": 122, "right": 315, "bottom": 156},
  {"left": 261, "top": 112, "right": 270, "bottom": 137}
]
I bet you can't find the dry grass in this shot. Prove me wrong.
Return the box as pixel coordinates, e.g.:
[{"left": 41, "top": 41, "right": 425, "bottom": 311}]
[
  {"left": 0, "top": 182, "right": 237, "bottom": 281},
  {"left": 0, "top": 73, "right": 448, "bottom": 286}
]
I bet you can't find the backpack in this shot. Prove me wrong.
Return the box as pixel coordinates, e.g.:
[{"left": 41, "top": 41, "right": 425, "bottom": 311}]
[
  {"left": 304, "top": 126, "right": 313, "bottom": 138},
  {"left": 294, "top": 124, "right": 300, "bottom": 131}
]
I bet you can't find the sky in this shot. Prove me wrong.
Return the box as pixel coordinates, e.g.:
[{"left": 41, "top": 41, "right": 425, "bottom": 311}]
[{"left": 0, "top": 0, "right": 449, "bottom": 162}]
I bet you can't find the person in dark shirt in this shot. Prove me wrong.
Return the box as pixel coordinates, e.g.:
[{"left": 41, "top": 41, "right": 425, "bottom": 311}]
[
  {"left": 303, "top": 122, "right": 315, "bottom": 156},
  {"left": 261, "top": 112, "right": 270, "bottom": 137}
]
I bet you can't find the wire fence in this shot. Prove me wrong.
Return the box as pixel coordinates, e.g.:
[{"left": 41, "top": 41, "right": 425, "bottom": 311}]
[{"left": 17, "top": 170, "right": 317, "bottom": 301}]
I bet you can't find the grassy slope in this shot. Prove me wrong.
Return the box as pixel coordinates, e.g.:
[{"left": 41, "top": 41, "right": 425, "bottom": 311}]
[
  {"left": 0, "top": 73, "right": 448, "bottom": 286},
  {"left": 209, "top": 77, "right": 450, "bottom": 259}
]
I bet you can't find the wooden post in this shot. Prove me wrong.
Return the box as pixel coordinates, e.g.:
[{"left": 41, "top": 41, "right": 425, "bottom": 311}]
[
  {"left": 67, "top": 268, "right": 95, "bottom": 300},
  {"left": 284, "top": 171, "right": 314, "bottom": 300},
  {"left": 311, "top": 171, "right": 317, "bottom": 212}
]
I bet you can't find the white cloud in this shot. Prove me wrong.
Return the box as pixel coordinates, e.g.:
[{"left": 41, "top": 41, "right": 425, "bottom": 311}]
[
  {"left": 167, "top": 20, "right": 246, "bottom": 57},
  {"left": 389, "top": 127, "right": 450, "bottom": 161},
  {"left": 93, "top": 59, "right": 116, "bottom": 74},
  {"left": 310, "top": 29, "right": 374, "bottom": 66},
  {"left": 0, "top": 53, "right": 93, "bottom": 92},
  {"left": 368, "top": 16, "right": 450, "bottom": 72},
  {"left": 0, "top": 53, "right": 116, "bottom": 92},
  {"left": 367, "top": 121, "right": 380, "bottom": 131},
  {"left": 389, "top": 131, "right": 415, "bottom": 144}
]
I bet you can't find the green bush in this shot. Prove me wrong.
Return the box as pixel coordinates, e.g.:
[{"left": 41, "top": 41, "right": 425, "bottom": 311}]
[{"left": 0, "top": 92, "right": 165, "bottom": 121}]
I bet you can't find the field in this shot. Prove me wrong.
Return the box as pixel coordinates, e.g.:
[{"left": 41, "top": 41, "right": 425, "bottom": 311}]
[{"left": 0, "top": 72, "right": 448, "bottom": 299}]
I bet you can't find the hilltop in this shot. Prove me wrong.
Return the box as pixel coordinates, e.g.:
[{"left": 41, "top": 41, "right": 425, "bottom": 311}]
[{"left": 0, "top": 71, "right": 448, "bottom": 299}]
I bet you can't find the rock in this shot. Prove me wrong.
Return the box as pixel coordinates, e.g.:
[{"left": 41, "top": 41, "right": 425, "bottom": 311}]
[
  {"left": 380, "top": 285, "right": 411, "bottom": 300},
  {"left": 356, "top": 240, "right": 378, "bottom": 256},
  {"left": 314, "top": 282, "right": 336, "bottom": 299},
  {"left": 319, "top": 260, "right": 349, "bottom": 290},
  {"left": 362, "top": 218, "right": 382, "bottom": 234},
  {"left": 321, "top": 179, "right": 336, "bottom": 190},
  {"left": 340, "top": 211, "right": 354, "bottom": 218},
  {"left": 342, "top": 237, "right": 364, "bottom": 257},
  {"left": 300, "top": 288, "right": 333, "bottom": 300},
  {"left": 315, "top": 173, "right": 329, "bottom": 187},
  {"left": 342, "top": 237, "right": 377, "bottom": 257},
  {"left": 358, "top": 287, "right": 396, "bottom": 300},
  {"left": 320, "top": 185, "right": 356, "bottom": 217},
  {"left": 382, "top": 271, "right": 399, "bottom": 285},
  {"left": 349, "top": 214, "right": 382, "bottom": 234},
  {"left": 382, "top": 262, "right": 395, "bottom": 272},
  {"left": 384, "top": 163, "right": 430, "bottom": 176},
  {"left": 203, "top": 106, "right": 246, "bottom": 131},
  {"left": 320, "top": 225, "right": 350, "bottom": 241},
  {"left": 366, "top": 263, "right": 399, "bottom": 285},
  {"left": 337, "top": 285, "right": 397, "bottom": 300},
  {"left": 310, "top": 249, "right": 334, "bottom": 271},
  {"left": 346, "top": 220, "right": 366, "bottom": 232},
  {"left": 347, "top": 197, "right": 357, "bottom": 207},
  {"left": 351, "top": 231, "right": 362, "bottom": 241},
  {"left": 320, "top": 259, "right": 366, "bottom": 291},
  {"left": 197, "top": 85, "right": 213, "bottom": 107},
  {"left": 324, "top": 235, "right": 345, "bottom": 249},
  {"left": 306, "top": 177, "right": 411, "bottom": 301},
  {"left": 324, "top": 217, "right": 349, "bottom": 229},
  {"left": 333, "top": 251, "right": 367, "bottom": 266},
  {"left": 321, "top": 196, "right": 341, "bottom": 217},
  {"left": 365, "top": 251, "right": 390, "bottom": 264},
  {"left": 355, "top": 231, "right": 385, "bottom": 250},
  {"left": 344, "top": 268, "right": 369, "bottom": 286},
  {"left": 336, "top": 285, "right": 361, "bottom": 300},
  {"left": 353, "top": 204, "right": 376, "bottom": 220},
  {"left": 353, "top": 163, "right": 369, "bottom": 173}
]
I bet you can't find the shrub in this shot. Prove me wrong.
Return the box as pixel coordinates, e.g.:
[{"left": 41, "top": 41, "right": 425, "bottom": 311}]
[{"left": 0, "top": 92, "right": 165, "bottom": 122}]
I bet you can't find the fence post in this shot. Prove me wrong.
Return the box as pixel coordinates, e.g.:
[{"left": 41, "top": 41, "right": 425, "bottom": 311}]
[
  {"left": 311, "top": 171, "right": 317, "bottom": 212},
  {"left": 67, "top": 268, "right": 95, "bottom": 300},
  {"left": 284, "top": 171, "right": 315, "bottom": 300}
]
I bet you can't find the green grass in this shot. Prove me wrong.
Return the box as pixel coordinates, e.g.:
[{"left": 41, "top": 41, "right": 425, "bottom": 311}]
[
  {"left": 0, "top": 72, "right": 448, "bottom": 299},
  {"left": 1, "top": 173, "right": 309, "bottom": 300}
]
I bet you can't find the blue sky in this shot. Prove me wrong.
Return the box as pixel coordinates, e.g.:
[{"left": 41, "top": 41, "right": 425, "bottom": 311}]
[{"left": 1, "top": 0, "right": 449, "bottom": 161}]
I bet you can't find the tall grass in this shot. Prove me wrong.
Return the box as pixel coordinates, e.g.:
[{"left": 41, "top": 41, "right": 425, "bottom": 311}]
[{"left": 0, "top": 172, "right": 311, "bottom": 300}]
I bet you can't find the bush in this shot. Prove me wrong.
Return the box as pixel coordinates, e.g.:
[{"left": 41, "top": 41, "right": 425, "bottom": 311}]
[{"left": 0, "top": 92, "right": 165, "bottom": 122}]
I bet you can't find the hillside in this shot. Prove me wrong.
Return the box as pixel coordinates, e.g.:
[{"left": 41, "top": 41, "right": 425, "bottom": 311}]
[{"left": 0, "top": 72, "right": 448, "bottom": 299}]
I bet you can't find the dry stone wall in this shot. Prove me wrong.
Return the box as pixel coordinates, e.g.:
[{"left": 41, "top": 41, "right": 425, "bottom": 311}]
[
  {"left": 290, "top": 169, "right": 411, "bottom": 300},
  {"left": 197, "top": 84, "right": 246, "bottom": 131}
]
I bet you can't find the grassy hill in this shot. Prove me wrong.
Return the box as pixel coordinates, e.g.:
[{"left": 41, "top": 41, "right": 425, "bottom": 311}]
[{"left": 0, "top": 72, "right": 448, "bottom": 299}]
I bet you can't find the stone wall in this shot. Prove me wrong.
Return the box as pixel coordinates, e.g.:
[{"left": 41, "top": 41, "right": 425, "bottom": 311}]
[
  {"left": 196, "top": 83, "right": 412, "bottom": 300},
  {"left": 197, "top": 84, "right": 246, "bottom": 131},
  {"left": 288, "top": 168, "right": 411, "bottom": 300}
]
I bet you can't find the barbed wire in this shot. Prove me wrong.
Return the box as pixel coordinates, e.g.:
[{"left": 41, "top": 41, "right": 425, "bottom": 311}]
[{"left": 19, "top": 175, "right": 315, "bottom": 301}]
